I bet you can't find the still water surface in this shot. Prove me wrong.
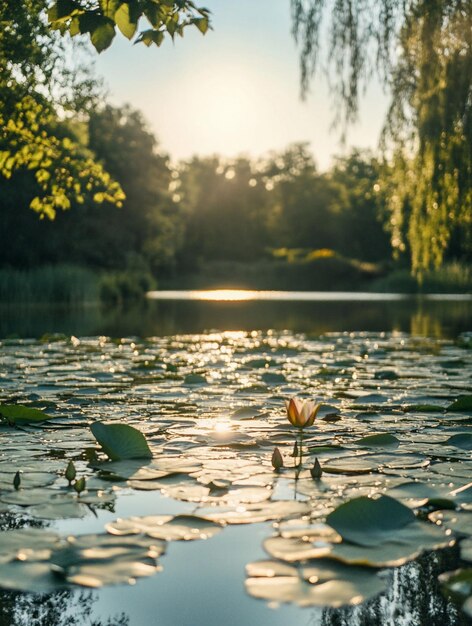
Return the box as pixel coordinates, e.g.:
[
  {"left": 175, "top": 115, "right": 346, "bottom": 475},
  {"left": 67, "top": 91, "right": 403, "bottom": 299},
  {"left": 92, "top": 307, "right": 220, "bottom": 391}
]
[
  {"left": 1, "top": 290, "right": 471, "bottom": 339},
  {"left": 0, "top": 291, "right": 471, "bottom": 626}
]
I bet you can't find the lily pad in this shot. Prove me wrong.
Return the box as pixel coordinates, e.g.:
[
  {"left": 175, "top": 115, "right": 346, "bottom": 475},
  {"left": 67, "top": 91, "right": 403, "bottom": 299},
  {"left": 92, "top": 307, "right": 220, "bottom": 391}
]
[
  {"left": 448, "top": 396, "right": 472, "bottom": 412},
  {"left": 326, "top": 495, "right": 416, "bottom": 546},
  {"left": 245, "top": 558, "right": 386, "bottom": 607},
  {"left": 198, "top": 500, "right": 311, "bottom": 525},
  {"left": 90, "top": 422, "right": 152, "bottom": 461},
  {"left": 107, "top": 514, "right": 222, "bottom": 541},
  {"left": 0, "top": 404, "right": 53, "bottom": 425},
  {"left": 354, "top": 433, "right": 400, "bottom": 448},
  {"left": 50, "top": 534, "right": 163, "bottom": 588}
]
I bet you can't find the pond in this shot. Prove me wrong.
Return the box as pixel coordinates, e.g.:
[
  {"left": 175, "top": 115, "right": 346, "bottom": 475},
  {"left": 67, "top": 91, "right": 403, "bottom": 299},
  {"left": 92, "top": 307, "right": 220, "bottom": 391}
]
[
  {"left": 0, "top": 292, "right": 471, "bottom": 626},
  {"left": 1, "top": 290, "right": 472, "bottom": 339}
]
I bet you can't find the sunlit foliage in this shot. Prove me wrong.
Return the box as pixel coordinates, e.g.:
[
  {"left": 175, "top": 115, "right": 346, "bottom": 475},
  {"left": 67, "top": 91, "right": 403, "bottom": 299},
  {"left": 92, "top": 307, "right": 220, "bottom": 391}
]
[
  {"left": 291, "top": 0, "right": 472, "bottom": 274},
  {"left": 0, "top": 0, "right": 124, "bottom": 218},
  {"left": 47, "top": 0, "right": 210, "bottom": 52}
]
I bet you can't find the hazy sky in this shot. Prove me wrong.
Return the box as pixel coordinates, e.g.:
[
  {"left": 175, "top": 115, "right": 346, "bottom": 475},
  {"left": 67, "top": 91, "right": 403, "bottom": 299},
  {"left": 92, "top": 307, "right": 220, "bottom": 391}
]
[{"left": 94, "top": 0, "right": 389, "bottom": 170}]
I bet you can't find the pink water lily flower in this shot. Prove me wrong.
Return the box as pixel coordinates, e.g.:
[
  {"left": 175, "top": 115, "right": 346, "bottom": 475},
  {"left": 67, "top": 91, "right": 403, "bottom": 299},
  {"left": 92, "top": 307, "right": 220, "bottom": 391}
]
[{"left": 285, "top": 397, "right": 321, "bottom": 428}]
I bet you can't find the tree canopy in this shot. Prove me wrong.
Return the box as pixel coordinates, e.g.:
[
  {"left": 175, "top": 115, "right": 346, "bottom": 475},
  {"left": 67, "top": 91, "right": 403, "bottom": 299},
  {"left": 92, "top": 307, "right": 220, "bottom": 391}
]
[
  {"left": 47, "top": 0, "right": 210, "bottom": 52},
  {"left": 1, "top": 0, "right": 470, "bottom": 275},
  {"left": 290, "top": 0, "right": 471, "bottom": 274}
]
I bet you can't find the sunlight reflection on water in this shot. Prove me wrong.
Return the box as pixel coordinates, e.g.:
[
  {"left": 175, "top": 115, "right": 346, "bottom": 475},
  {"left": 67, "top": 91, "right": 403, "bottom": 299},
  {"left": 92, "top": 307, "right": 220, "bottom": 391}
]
[{"left": 147, "top": 289, "right": 472, "bottom": 302}]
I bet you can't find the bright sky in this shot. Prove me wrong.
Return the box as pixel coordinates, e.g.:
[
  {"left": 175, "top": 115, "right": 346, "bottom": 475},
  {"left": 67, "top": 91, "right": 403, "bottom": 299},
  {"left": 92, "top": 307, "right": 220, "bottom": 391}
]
[{"left": 94, "top": 0, "right": 389, "bottom": 171}]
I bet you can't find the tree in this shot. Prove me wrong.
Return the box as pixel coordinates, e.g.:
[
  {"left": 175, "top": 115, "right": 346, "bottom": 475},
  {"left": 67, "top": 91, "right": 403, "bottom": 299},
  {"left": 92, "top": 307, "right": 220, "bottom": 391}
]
[
  {"left": 47, "top": 0, "right": 210, "bottom": 52},
  {"left": 290, "top": 0, "right": 471, "bottom": 274},
  {"left": 0, "top": 105, "right": 180, "bottom": 273},
  {"left": 262, "top": 143, "right": 343, "bottom": 251},
  {"left": 0, "top": 1, "right": 125, "bottom": 219},
  {"left": 329, "top": 151, "right": 391, "bottom": 262},
  {"left": 176, "top": 156, "right": 273, "bottom": 267}
]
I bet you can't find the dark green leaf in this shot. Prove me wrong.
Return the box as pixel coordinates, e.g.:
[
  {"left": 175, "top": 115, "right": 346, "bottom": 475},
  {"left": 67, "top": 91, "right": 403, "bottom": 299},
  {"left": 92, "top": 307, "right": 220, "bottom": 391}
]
[
  {"left": 115, "top": 3, "right": 138, "bottom": 39},
  {"left": 90, "top": 422, "right": 152, "bottom": 461},
  {"left": 91, "top": 20, "right": 116, "bottom": 52},
  {"left": 0, "top": 404, "right": 53, "bottom": 425},
  {"left": 326, "top": 495, "right": 416, "bottom": 546}
]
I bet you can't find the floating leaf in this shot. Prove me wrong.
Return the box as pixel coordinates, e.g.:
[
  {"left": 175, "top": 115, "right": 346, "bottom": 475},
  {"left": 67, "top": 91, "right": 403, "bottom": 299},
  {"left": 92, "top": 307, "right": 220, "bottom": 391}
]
[
  {"left": 107, "top": 515, "right": 222, "bottom": 541},
  {"left": 448, "top": 396, "right": 472, "bottom": 412},
  {"left": 326, "top": 495, "right": 416, "bottom": 546},
  {"left": 90, "top": 422, "right": 152, "bottom": 461},
  {"left": 198, "top": 500, "right": 311, "bottom": 525},
  {"left": 0, "top": 528, "right": 62, "bottom": 564},
  {"left": 445, "top": 434, "right": 472, "bottom": 450},
  {"left": 0, "top": 404, "right": 53, "bottom": 425},
  {"left": 355, "top": 433, "right": 400, "bottom": 448},
  {"left": 246, "top": 558, "right": 386, "bottom": 607},
  {"left": 51, "top": 534, "right": 162, "bottom": 588}
]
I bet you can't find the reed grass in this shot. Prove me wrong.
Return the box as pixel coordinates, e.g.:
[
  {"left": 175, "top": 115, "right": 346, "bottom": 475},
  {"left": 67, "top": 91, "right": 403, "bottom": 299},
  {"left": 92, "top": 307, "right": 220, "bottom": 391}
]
[{"left": 0, "top": 265, "right": 99, "bottom": 304}]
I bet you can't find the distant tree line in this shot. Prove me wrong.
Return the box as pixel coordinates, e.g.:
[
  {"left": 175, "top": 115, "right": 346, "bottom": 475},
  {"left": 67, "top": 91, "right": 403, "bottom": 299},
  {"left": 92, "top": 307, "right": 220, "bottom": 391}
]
[
  {"left": 1, "top": 100, "right": 469, "bottom": 281},
  {"left": 1, "top": 1, "right": 470, "bottom": 279}
]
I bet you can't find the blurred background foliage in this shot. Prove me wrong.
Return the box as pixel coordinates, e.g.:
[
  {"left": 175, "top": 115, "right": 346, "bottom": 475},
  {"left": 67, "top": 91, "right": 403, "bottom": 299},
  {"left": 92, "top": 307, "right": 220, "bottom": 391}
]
[{"left": 0, "top": 1, "right": 471, "bottom": 300}]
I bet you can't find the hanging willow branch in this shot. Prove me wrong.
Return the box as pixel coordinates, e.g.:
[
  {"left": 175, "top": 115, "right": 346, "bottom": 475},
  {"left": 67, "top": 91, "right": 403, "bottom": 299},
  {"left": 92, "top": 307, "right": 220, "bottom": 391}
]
[{"left": 291, "top": 0, "right": 472, "bottom": 274}]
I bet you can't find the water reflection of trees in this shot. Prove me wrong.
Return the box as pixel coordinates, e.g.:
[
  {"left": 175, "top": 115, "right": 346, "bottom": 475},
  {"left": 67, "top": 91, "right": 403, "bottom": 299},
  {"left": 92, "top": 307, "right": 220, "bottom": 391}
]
[
  {"left": 0, "top": 515, "right": 129, "bottom": 626},
  {"left": 0, "top": 590, "right": 128, "bottom": 626},
  {"left": 321, "top": 549, "right": 467, "bottom": 626}
]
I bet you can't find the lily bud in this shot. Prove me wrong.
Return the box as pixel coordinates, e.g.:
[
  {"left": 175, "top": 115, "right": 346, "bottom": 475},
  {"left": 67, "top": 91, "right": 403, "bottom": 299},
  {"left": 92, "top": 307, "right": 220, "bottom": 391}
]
[
  {"left": 65, "top": 460, "right": 76, "bottom": 485},
  {"left": 271, "top": 447, "right": 284, "bottom": 471},
  {"left": 310, "top": 458, "right": 323, "bottom": 480}
]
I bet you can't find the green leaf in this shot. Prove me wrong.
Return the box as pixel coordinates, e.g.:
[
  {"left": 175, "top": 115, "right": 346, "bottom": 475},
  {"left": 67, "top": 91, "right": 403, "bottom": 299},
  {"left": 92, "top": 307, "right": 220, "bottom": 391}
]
[
  {"left": 90, "top": 422, "right": 152, "bottom": 461},
  {"left": 48, "top": 0, "right": 78, "bottom": 22},
  {"left": 0, "top": 404, "right": 53, "bottom": 425},
  {"left": 146, "top": 30, "right": 165, "bottom": 47},
  {"left": 91, "top": 20, "right": 116, "bottom": 52},
  {"left": 50, "top": 533, "right": 163, "bottom": 587},
  {"left": 245, "top": 558, "right": 386, "bottom": 608},
  {"left": 445, "top": 433, "right": 472, "bottom": 449},
  {"left": 192, "top": 17, "right": 209, "bottom": 34},
  {"left": 100, "top": 0, "right": 121, "bottom": 18},
  {"left": 115, "top": 3, "right": 138, "bottom": 39},
  {"left": 355, "top": 433, "right": 400, "bottom": 448},
  {"left": 326, "top": 495, "right": 416, "bottom": 546},
  {"left": 448, "top": 395, "right": 472, "bottom": 412}
]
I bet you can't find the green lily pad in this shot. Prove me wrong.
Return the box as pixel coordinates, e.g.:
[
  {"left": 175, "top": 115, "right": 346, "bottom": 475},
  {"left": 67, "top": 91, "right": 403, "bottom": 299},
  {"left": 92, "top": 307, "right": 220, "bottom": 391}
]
[
  {"left": 326, "top": 495, "right": 416, "bottom": 546},
  {"left": 439, "top": 567, "right": 472, "bottom": 614},
  {"left": 0, "top": 560, "right": 65, "bottom": 593},
  {"left": 445, "top": 434, "right": 472, "bottom": 449},
  {"left": 448, "top": 396, "right": 472, "bottom": 412},
  {"left": 90, "top": 422, "right": 152, "bottom": 461},
  {"left": 198, "top": 500, "right": 311, "bottom": 525},
  {"left": 355, "top": 433, "right": 400, "bottom": 448},
  {"left": 107, "top": 514, "right": 222, "bottom": 541},
  {"left": 0, "top": 404, "right": 53, "bottom": 425},
  {"left": 50, "top": 534, "right": 163, "bottom": 588},
  {"left": 461, "top": 538, "right": 472, "bottom": 562},
  {"left": 245, "top": 558, "right": 386, "bottom": 607},
  {"left": 0, "top": 528, "right": 63, "bottom": 564},
  {"left": 28, "top": 493, "right": 90, "bottom": 520},
  {"left": 328, "top": 521, "right": 451, "bottom": 567}
]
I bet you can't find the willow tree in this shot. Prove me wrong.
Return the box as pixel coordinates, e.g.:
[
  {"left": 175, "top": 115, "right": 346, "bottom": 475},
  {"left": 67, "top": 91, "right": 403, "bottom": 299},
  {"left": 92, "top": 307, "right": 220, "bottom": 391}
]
[{"left": 291, "top": 0, "right": 472, "bottom": 274}]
